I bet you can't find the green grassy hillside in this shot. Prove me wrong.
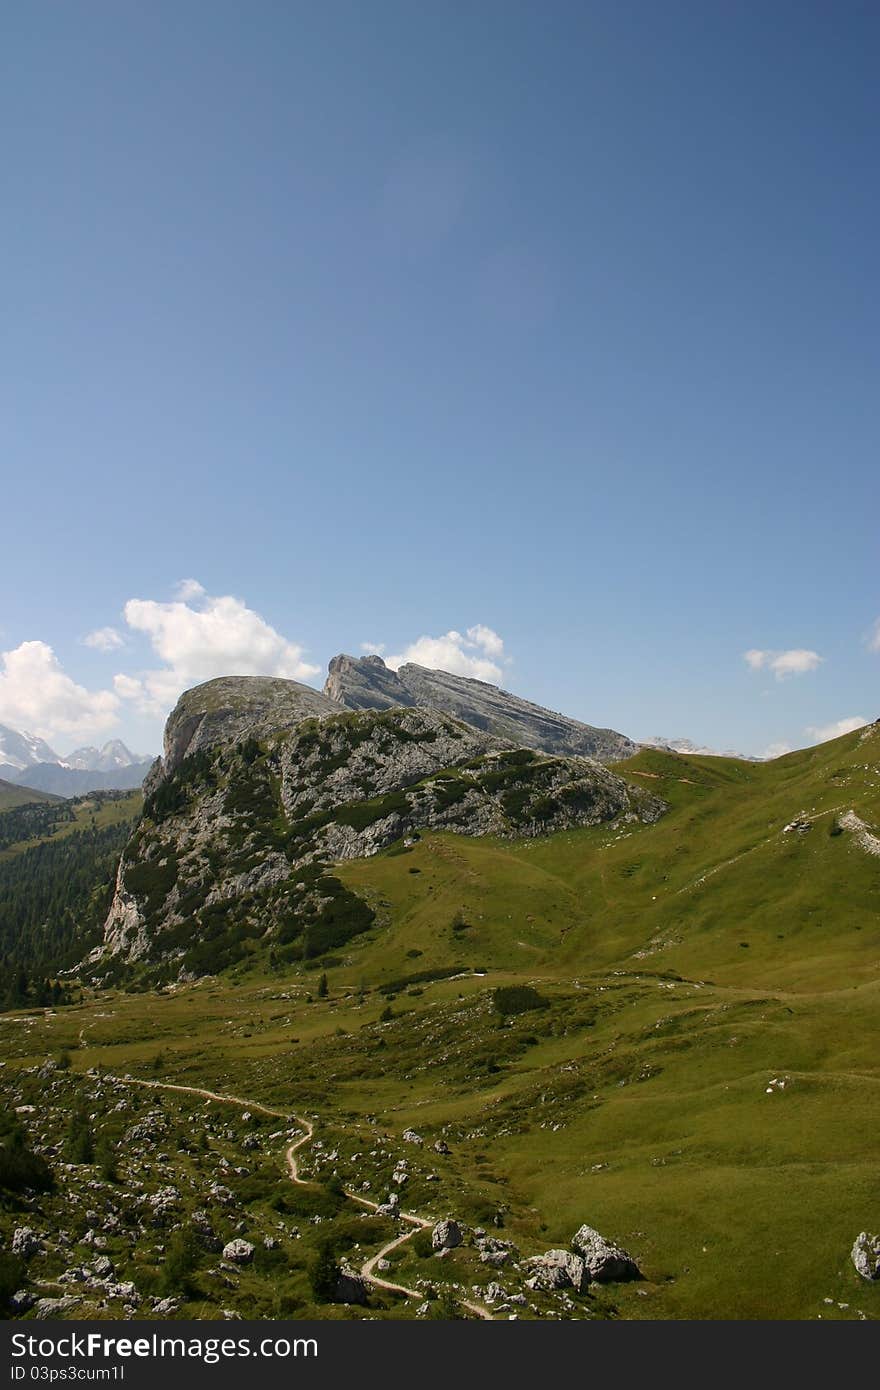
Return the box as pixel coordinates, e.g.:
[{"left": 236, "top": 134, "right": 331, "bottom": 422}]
[
  {"left": 0, "top": 777, "right": 61, "bottom": 811},
  {"left": 0, "top": 724, "right": 877, "bottom": 1320}
]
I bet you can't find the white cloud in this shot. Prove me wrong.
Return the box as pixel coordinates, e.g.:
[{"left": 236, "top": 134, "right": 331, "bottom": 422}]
[
  {"left": 762, "top": 741, "right": 793, "bottom": 760},
  {"left": 115, "top": 582, "right": 320, "bottom": 716},
  {"left": 113, "top": 673, "right": 144, "bottom": 701},
  {"left": 806, "top": 716, "right": 868, "bottom": 745},
  {"left": 83, "top": 626, "right": 125, "bottom": 652},
  {"left": 867, "top": 618, "right": 880, "bottom": 653},
  {"left": 175, "top": 578, "right": 206, "bottom": 602},
  {"left": 744, "top": 648, "right": 823, "bottom": 679},
  {"left": 386, "top": 625, "right": 506, "bottom": 683},
  {"left": 0, "top": 640, "right": 119, "bottom": 743},
  {"left": 360, "top": 641, "right": 386, "bottom": 656}
]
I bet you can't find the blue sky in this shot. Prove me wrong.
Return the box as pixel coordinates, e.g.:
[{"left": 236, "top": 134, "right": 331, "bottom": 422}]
[{"left": 2, "top": 1, "right": 877, "bottom": 757}]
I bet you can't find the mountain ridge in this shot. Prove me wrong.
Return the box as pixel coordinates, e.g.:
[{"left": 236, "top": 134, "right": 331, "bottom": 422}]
[
  {"left": 95, "top": 678, "right": 663, "bottom": 973},
  {"left": 325, "top": 653, "right": 637, "bottom": 763},
  {"left": 0, "top": 723, "right": 153, "bottom": 795}
]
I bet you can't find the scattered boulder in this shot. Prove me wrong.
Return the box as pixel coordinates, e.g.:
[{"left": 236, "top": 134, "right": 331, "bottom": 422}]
[
  {"left": 431, "top": 1219, "right": 462, "bottom": 1251},
  {"left": 105, "top": 1280, "right": 138, "bottom": 1301},
  {"left": 403, "top": 1129, "right": 424, "bottom": 1146},
  {"left": 34, "top": 1296, "right": 82, "bottom": 1319},
  {"left": 524, "top": 1249, "right": 589, "bottom": 1294},
  {"left": 477, "top": 1236, "right": 518, "bottom": 1267},
  {"left": 851, "top": 1232, "right": 880, "bottom": 1281},
  {"left": 11, "top": 1227, "right": 42, "bottom": 1259},
  {"left": 208, "top": 1183, "right": 235, "bottom": 1205},
  {"left": 433, "top": 1139, "right": 450, "bottom": 1155},
  {"left": 222, "top": 1239, "right": 255, "bottom": 1265},
  {"left": 571, "top": 1225, "right": 641, "bottom": 1282},
  {"left": 783, "top": 816, "right": 812, "bottom": 834},
  {"left": 335, "top": 1268, "right": 369, "bottom": 1305}
]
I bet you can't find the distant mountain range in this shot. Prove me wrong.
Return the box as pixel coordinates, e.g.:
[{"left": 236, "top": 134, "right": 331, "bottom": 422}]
[
  {"left": 0, "top": 724, "right": 155, "bottom": 796},
  {"left": 640, "top": 735, "right": 758, "bottom": 761}
]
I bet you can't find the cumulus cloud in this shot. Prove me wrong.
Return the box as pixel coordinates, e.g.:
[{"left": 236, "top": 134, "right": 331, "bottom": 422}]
[
  {"left": 806, "top": 716, "right": 868, "bottom": 745},
  {"left": 744, "top": 648, "right": 823, "bottom": 679},
  {"left": 385, "top": 625, "right": 506, "bottom": 683},
  {"left": 83, "top": 626, "right": 125, "bottom": 652},
  {"left": 0, "top": 640, "right": 119, "bottom": 742},
  {"left": 762, "top": 741, "right": 793, "bottom": 760},
  {"left": 360, "top": 641, "right": 386, "bottom": 656},
  {"left": 175, "top": 578, "right": 207, "bottom": 602},
  {"left": 115, "top": 583, "right": 320, "bottom": 716},
  {"left": 112, "top": 673, "right": 143, "bottom": 701}
]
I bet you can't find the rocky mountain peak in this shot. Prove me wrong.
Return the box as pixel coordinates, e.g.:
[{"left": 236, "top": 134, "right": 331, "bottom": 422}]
[
  {"left": 97, "top": 695, "right": 663, "bottom": 972},
  {"left": 324, "top": 654, "right": 637, "bottom": 763},
  {"left": 150, "top": 675, "right": 342, "bottom": 790},
  {"left": 324, "top": 654, "right": 415, "bottom": 711}
]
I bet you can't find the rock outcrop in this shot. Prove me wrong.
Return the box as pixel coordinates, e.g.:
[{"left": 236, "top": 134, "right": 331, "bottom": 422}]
[
  {"left": 524, "top": 1248, "right": 589, "bottom": 1293},
  {"left": 325, "top": 655, "right": 637, "bottom": 763},
  {"left": 11, "top": 1227, "right": 43, "bottom": 1259},
  {"left": 97, "top": 678, "right": 664, "bottom": 973},
  {"left": 571, "top": 1224, "right": 641, "bottom": 1282},
  {"left": 222, "top": 1239, "right": 255, "bottom": 1265},
  {"left": 431, "top": 1218, "right": 462, "bottom": 1251},
  {"left": 851, "top": 1231, "right": 880, "bottom": 1280},
  {"left": 146, "top": 676, "right": 342, "bottom": 794}
]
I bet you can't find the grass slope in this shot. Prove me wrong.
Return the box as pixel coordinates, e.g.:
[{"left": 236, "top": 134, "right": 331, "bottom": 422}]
[
  {"left": 0, "top": 789, "right": 142, "bottom": 863},
  {"left": 0, "top": 778, "right": 61, "bottom": 811},
  {"left": 0, "top": 723, "right": 877, "bottom": 1319}
]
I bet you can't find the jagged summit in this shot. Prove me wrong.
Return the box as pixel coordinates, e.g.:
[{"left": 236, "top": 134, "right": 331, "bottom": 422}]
[
  {"left": 325, "top": 653, "right": 636, "bottom": 763},
  {"left": 62, "top": 739, "right": 145, "bottom": 772}
]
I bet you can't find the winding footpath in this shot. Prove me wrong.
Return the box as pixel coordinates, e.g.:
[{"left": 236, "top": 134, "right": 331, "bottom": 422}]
[{"left": 112, "top": 1075, "right": 493, "bottom": 1320}]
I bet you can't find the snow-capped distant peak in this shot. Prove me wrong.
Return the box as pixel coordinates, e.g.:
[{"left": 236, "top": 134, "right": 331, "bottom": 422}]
[
  {"left": 641, "top": 735, "right": 757, "bottom": 761},
  {"left": 0, "top": 723, "right": 61, "bottom": 771},
  {"left": 60, "top": 739, "right": 143, "bottom": 772}
]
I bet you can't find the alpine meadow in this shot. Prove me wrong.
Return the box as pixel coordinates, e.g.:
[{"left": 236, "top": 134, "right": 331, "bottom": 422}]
[{"left": 2, "top": 0, "right": 878, "bottom": 1339}]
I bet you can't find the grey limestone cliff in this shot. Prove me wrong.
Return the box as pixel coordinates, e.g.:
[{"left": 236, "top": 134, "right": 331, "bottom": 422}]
[
  {"left": 145, "top": 676, "right": 342, "bottom": 796},
  {"left": 325, "top": 654, "right": 636, "bottom": 763},
  {"left": 97, "top": 677, "right": 662, "bottom": 973}
]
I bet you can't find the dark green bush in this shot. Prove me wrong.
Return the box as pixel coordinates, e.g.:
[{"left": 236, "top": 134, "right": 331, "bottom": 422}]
[
  {"left": 0, "top": 1250, "right": 25, "bottom": 1308},
  {"left": 0, "top": 1112, "right": 53, "bottom": 1194},
  {"left": 309, "top": 1236, "right": 339, "bottom": 1303},
  {"left": 65, "top": 1095, "right": 94, "bottom": 1165},
  {"left": 493, "top": 985, "right": 549, "bottom": 1018},
  {"left": 334, "top": 791, "right": 409, "bottom": 832},
  {"left": 160, "top": 1227, "right": 202, "bottom": 1296}
]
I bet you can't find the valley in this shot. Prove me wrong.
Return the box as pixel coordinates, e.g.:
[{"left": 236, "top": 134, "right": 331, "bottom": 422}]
[{"left": 1, "top": 699, "right": 878, "bottom": 1321}]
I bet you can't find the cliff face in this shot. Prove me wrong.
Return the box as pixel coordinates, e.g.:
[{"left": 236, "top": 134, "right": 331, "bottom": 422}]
[
  {"left": 97, "top": 678, "right": 663, "bottom": 977},
  {"left": 324, "top": 655, "right": 637, "bottom": 763},
  {"left": 144, "top": 676, "right": 342, "bottom": 795}
]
